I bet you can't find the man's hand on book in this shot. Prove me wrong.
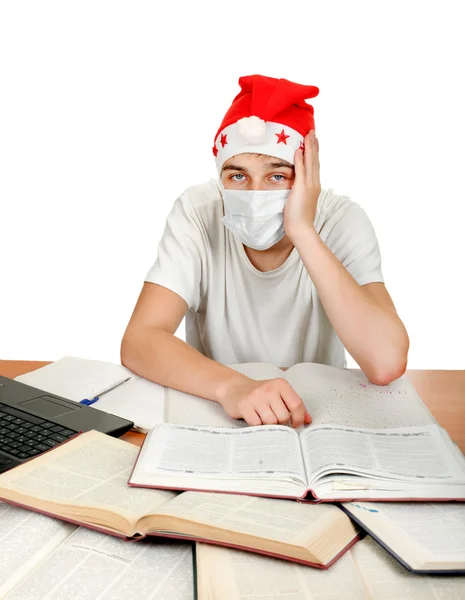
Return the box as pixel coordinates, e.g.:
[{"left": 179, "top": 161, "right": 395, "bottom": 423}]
[{"left": 218, "top": 377, "right": 312, "bottom": 428}]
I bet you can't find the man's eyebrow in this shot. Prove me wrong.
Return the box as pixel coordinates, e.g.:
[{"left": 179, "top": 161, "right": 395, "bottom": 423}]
[
  {"left": 221, "top": 164, "right": 248, "bottom": 173},
  {"left": 221, "top": 161, "right": 294, "bottom": 174},
  {"left": 262, "top": 161, "right": 294, "bottom": 170}
]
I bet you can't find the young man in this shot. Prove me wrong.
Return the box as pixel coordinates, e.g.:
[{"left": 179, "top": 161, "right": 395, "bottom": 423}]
[{"left": 121, "top": 74, "right": 409, "bottom": 428}]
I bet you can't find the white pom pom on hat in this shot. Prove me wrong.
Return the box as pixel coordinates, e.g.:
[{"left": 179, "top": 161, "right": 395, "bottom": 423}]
[{"left": 237, "top": 116, "right": 267, "bottom": 144}]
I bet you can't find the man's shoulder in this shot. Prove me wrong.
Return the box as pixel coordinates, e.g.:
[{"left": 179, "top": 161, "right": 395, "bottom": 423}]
[
  {"left": 318, "top": 187, "right": 360, "bottom": 216},
  {"left": 316, "top": 187, "right": 367, "bottom": 232},
  {"left": 179, "top": 178, "right": 223, "bottom": 212}
]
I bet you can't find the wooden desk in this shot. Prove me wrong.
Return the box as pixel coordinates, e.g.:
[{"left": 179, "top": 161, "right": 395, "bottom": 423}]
[{"left": 1, "top": 360, "right": 464, "bottom": 452}]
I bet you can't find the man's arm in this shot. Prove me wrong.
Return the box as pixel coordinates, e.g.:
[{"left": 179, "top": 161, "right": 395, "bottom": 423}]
[
  {"left": 120, "top": 282, "right": 310, "bottom": 427},
  {"left": 284, "top": 131, "right": 408, "bottom": 385},
  {"left": 292, "top": 227, "right": 409, "bottom": 385},
  {"left": 121, "top": 283, "right": 243, "bottom": 402}
]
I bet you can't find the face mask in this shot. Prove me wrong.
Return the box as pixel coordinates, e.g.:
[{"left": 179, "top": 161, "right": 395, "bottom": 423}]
[{"left": 220, "top": 184, "right": 292, "bottom": 251}]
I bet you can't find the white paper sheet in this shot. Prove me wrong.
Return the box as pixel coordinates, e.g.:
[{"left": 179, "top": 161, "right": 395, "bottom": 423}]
[{"left": 15, "top": 356, "right": 165, "bottom": 431}]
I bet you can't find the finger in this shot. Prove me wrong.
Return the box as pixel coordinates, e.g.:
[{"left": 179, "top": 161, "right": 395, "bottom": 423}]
[
  {"left": 254, "top": 401, "right": 279, "bottom": 426},
  {"left": 306, "top": 130, "right": 320, "bottom": 182},
  {"left": 270, "top": 396, "right": 292, "bottom": 425},
  {"left": 294, "top": 145, "right": 305, "bottom": 182},
  {"left": 311, "top": 131, "right": 319, "bottom": 170},
  {"left": 304, "top": 132, "right": 314, "bottom": 175},
  {"left": 304, "top": 410, "right": 312, "bottom": 425},
  {"left": 242, "top": 405, "right": 262, "bottom": 427},
  {"left": 277, "top": 380, "right": 306, "bottom": 428}
]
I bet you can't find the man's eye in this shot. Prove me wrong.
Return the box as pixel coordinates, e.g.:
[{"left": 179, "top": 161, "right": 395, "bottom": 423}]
[
  {"left": 231, "top": 174, "right": 245, "bottom": 181},
  {"left": 271, "top": 174, "right": 286, "bottom": 181}
]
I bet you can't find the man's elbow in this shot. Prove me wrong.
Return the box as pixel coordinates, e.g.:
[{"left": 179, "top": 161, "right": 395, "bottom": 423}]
[
  {"left": 120, "top": 336, "right": 130, "bottom": 368},
  {"left": 367, "top": 359, "right": 407, "bottom": 386},
  {"left": 366, "top": 333, "right": 410, "bottom": 386},
  {"left": 120, "top": 329, "right": 139, "bottom": 369},
  {"left": 120, "top": 325, "right": 162, "bottom": 371}
]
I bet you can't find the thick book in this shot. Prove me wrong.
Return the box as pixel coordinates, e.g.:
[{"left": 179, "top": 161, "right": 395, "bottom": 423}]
[
  {"left": 0, "top": 430, "right": 359, "bottom": 569},
  {"left": 339, "top": 500, "right": 465, "bottom": 573},
  {"left": 196, "top": 536, "right": 465, "bottom": 600},
  {"left": 128, "top": 421, "right": 465, "bottom": 501},
  {"left": 0, "top": 501, "right": 194, "bottom": 599}
]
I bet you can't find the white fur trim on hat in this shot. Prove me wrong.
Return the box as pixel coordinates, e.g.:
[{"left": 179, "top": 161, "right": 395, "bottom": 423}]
[{"left": 214, "top": 120, "right": 303, "bottom": 174}]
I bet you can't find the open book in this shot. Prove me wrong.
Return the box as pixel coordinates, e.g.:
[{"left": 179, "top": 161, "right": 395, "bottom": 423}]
[
  {"left": 163, "top": 361, "right": 440, "bottom": 430},
  {"left": 196, "top": 535, "right": 465, "bottom": 600},
  {"left": 0, "top": 430, "right": 359, "bottom": 568},
  {"left": 340, "top": 501, "right": 465, "bottom": 573},
  {"left": 0, "top": 501, "right": 194, "bottom": 599},
  {"left": 128, "top": 421, "right": 465, "bottom": 501}
]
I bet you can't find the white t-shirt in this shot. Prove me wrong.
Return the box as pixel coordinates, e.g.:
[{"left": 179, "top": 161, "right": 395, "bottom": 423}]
[{"left": 145, "top": 179, "right": 384, "bottom": 368}]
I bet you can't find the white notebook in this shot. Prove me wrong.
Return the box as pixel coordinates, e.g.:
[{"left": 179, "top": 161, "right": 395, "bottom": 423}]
[{"left": 15, "top": 356, "right": 166, "bottom": 433}]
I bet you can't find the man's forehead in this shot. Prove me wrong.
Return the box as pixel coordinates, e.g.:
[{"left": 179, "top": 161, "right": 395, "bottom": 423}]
[{"left": 222, "top": 154, "right": 294, "bottom": 172}]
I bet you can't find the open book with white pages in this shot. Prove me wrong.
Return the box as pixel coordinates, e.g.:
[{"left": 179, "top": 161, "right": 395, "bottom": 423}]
[
  {"left": 128, "top": 421, "right": 465, "bottom": 502},
  {"left": 0, "top": 430, "right": 359, "bottom": 568},
  {"left": 0, "top": 500, "right": 193, "bottom": 600},
  {"left": 129, "top": 361, "right": 465, "bottom": 502},
  {"left": 163, "top": 361, "right": 440, "bottom": 430},
  {"left": 339, "top": 501, "right": 465, "bottom": 574},
  {"left": 196, "top": 535, "right": 465, "bottom": 600}
]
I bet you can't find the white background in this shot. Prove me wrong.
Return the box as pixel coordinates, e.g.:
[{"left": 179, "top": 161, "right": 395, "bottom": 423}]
[{"left": 1, "top": 0, "right": 464, "bottom": 368}]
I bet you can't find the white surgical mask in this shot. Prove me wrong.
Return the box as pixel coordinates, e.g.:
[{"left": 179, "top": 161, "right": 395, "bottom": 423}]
[{"left": 220, "top": 184, "right": 291, "bottom": 251}]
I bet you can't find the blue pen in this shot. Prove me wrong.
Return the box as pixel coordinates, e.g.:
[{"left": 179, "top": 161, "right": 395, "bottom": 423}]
[{"left": 80, "top": 377, "right": 131, "bottom": 406}]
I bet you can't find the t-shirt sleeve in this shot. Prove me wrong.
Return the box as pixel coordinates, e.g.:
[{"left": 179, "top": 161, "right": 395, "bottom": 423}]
[
  {"left": 325, "top": 201, "right": 384, "bottom": 286},
  {"left": 145, "top": 194, "right": 205, "bottom": 311}
]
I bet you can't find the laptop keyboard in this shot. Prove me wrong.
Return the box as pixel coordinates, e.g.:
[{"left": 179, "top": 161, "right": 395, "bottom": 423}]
[{"left": 0, "top": 402, "right": 78, "bottom": 462}]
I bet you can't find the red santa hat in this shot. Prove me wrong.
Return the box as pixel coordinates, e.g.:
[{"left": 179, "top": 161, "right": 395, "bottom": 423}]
[{"left": 213, "top": 74, "right": 319, "bottom": 173}]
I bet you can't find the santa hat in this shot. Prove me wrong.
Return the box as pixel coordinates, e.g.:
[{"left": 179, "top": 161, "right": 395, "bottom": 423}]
[{"left": 212, "top": 74, "right": 319, "bottom": 173}]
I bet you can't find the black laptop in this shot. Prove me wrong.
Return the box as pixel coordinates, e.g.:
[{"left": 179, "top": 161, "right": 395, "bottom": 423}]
[{"left": 0, "top": 375, "right": 134, "bottom": 473}]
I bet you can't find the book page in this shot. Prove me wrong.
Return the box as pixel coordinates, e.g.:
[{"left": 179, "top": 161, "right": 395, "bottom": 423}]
[
  {"left": 0, "top": 431, "right": 176, "bottom": 530},
  {"left": 133, "top": 424, "right": 306, "bottom": 491},
  {"left": 378, "top": 503, "right": 465, "bottom": 557},
  {"left": 153, "top": 491, "right": 350, "bottom": 546},
  {"left": 353, "top": 536, "right": 465, "bottom": 599},
  {"left": 0, "top": 502, "right": 76, "bottom": 598},
  {"left": 345, "top": 501, "right": 465, "bottom": 568},
  {"left": 164, "top": 363, "right": 282, "bottom": 428},
  {"left": 5, "top": 526, "right": 194, "bottom": 600},
  {"left": 196, "top": 542, "right": 368, "bottom": 600},
  {"left": 300, "top": 425, "right": 465, "bottom": 484},
  {"left": 285, "top": 363, "right": 435, "bottom": 428}
]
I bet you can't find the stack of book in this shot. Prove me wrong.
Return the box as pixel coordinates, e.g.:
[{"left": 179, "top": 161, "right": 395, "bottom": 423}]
[{"left": 0, "top": 359, "right": 464, "bottom": 598}]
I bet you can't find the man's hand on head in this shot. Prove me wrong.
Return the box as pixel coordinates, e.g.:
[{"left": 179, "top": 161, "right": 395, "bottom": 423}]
[{"left": 283, "top": 129, "right": 321, "bottom": 241}]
